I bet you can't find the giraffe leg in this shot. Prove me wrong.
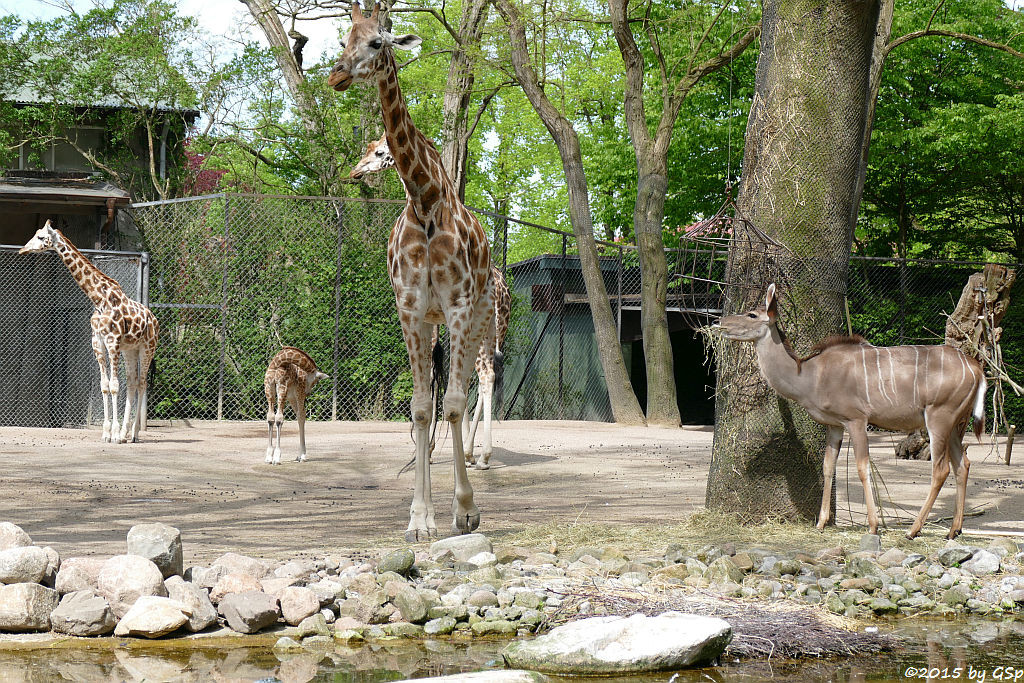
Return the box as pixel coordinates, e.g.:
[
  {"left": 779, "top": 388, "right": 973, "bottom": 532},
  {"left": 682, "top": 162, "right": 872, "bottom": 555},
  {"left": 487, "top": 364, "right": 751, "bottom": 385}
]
[
  {"left": 294, "top": 394, "right": 308, "bottom": 462},
  {"left": 118, "top": 349, "right": 140, "bottom": 443},
  {"left": 477, "top": 363, "right": 495, "bottom": 469},
  {"left": 816, "top": 425, "right": 845, "bottom": 529},
  {"left": 272, "top": 384, "right": 287, "bottom": 465},
  {"left": 138, "top": 343, "right": 155, "bottom": 435},
  {"left": 105, "top": 338, "right": 122, "bottom": 445},
  {"left": 265, "top": 380, "right": 276, "bottom": 464},
  {"left": 92, "top": 334, "right": 112, "bottom": 443},
  {"left": 402, "top": 319, "right": 438, "bottom": 542}
]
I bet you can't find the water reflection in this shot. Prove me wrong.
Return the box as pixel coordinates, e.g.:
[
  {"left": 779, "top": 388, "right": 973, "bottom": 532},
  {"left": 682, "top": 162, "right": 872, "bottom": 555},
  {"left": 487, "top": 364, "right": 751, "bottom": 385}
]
[{"left": 1, "top": 619, "right": 1022, "bottom": 682}]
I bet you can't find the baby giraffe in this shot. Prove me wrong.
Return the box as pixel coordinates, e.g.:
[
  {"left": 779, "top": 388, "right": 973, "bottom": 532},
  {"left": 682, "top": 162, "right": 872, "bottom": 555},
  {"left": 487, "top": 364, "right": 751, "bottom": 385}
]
[{"left": 264, "top": 347, "right": 328, "bottom": 464}]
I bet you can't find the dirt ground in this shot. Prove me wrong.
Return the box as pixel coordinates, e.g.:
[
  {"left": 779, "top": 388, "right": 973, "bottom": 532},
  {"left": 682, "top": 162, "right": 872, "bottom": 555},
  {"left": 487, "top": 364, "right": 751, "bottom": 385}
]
[{"left": 0, "top": 420, "right": 1021, "bottom": 564}]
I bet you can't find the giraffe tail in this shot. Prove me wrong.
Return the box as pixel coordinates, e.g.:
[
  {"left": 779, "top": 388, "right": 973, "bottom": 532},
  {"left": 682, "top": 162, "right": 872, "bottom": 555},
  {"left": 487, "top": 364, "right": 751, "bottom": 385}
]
[
  {"left": 493, "top": 345, "right": 504, "bottom": 421},
  {"left": 429, "top": 336, "right": 445, "bottom": 447}
]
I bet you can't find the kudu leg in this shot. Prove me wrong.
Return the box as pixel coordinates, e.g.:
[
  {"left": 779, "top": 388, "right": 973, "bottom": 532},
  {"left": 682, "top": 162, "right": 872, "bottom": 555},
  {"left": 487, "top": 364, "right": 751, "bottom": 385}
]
[
  {"left": 946, "top": 429, "right": 970, "bottom": 539},
  {"left": 850, "top": 422, "right": 879, "bottom": 535},
  {"left": 907, "top": 413, "right": 952, "bottom": 539},
  {"left": 816, "top": 425, "right": 845, "bottom": 529}
]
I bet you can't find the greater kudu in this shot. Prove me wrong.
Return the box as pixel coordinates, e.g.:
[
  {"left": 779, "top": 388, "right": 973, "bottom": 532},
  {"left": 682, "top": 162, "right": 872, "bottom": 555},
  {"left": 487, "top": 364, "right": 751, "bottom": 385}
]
[{"left": 715, "top": 284, "right": 986, "bottom": 539}]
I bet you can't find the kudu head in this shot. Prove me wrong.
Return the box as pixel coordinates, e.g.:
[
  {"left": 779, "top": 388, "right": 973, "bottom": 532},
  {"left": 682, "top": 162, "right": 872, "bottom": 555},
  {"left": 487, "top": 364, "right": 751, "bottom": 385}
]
[
  {"left": 714, "top": 283, "right": 778, "bottom": 342},
  {"left": 327, "top": 1, "right": 421, "bottom": 92}
]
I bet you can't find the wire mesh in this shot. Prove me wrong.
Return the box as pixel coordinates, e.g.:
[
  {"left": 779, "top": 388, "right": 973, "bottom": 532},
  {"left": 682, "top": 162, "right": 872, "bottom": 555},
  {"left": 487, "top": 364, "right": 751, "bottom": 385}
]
[{"left": 0, "top": 244, "right": 144, "bottom": 427}]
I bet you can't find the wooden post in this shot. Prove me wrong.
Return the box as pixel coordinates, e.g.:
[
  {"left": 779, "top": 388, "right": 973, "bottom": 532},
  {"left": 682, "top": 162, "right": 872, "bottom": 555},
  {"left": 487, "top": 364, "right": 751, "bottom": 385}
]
[{"left": 1005, "top": 425, "right": 1015, "bottom": 466}]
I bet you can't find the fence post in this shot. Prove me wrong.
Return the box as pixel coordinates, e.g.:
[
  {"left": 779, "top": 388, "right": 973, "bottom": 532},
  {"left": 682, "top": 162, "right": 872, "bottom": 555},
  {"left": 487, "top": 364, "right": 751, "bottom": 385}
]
[
  {"left": 140, "top": 251, "right": 150, "bottom": 431},
  {"left": 332, "top": 202, "right": 344, "bottom": 421},
  {"left": 216, "top": 195, "right": 231, "bottom": 421}
]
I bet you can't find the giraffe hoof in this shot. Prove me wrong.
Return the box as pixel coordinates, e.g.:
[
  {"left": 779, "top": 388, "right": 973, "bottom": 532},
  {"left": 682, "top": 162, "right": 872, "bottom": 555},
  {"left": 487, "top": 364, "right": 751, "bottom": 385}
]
[
  {"left": 404, "top": 528, "right": 435, "bottom": 543},
  {"left": 947, "top": 529, "right": 962, "bottom": 540},
  {"left": 453, "top": 512, "right": 480, "bottom": 535},
  {"left": 474, "top": 461, "right": 490, "bottom": 471}
]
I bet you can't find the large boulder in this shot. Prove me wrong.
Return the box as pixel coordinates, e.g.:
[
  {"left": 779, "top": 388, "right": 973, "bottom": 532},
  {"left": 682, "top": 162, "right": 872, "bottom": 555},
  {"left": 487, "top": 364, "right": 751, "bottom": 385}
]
[
  {"left": 210, "top": 573, "right": 264, "bottom": 604},
  {"left": 55, "top": 557, "right": 106, "bottom": 595},
  {"left": 41, "top": 547, "right": 60, "bottom": 587},
  {"left": 218, "top": 591, "right": 280, "bottom": 634},
  {"left": 211, "top": 553, "right": 270, "bottom": 580},
  {"left": 127, "top": 523, "right": 184, "bottom": 578},
  {"left": 0, "top": 583, "right": 58, "bottom": 632},
  {"left": 49, "top": 590, "right": 117, "bottom": 636},
  {"left": 0, "top": 546, "right": 49, "bottom": 584},
  {"left": 277, "top": 586, "right": 320, "bottom": 626},
  {"left": 114, "top": 596, "right": 191, "bottom": 638},
  {"left": 502, "top": 612, "right": 732, "bottom": 675},
  {"left": 962, "top": 550, "right": 1001, "bottom": 576},
  {"left": 164, "top": 576, "right": 217, "bottom": 632},
  {"left": 0, "top": 523, "right": 32, "bottom": 551},
  {"left": 430, "top": 534, "right": 493, "bottom": 563},
  {"left": 96, "top": 555, "right": 168, "bottom": 618}
]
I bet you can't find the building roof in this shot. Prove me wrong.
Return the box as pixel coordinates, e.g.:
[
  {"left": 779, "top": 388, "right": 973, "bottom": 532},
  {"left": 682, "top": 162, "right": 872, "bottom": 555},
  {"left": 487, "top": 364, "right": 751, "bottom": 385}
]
[{"left": 0, "top": 174, "right": 130, "bottom": 206}]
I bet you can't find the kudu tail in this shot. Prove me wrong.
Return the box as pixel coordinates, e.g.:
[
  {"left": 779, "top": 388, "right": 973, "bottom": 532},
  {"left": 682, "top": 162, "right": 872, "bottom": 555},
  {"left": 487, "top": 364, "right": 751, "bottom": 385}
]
[
  {"left": 973, "top": 375, "right": 987, "bottom": 442},
  {"left": 493, "top": 345, "right": 505, "bottom": 421}
]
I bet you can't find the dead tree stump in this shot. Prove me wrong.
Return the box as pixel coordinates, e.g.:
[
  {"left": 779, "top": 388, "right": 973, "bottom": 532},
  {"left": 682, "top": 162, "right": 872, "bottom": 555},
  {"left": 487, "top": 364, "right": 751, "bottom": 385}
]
[{"left": 895, "top": 264, "right": 1015, "bottom": 460}]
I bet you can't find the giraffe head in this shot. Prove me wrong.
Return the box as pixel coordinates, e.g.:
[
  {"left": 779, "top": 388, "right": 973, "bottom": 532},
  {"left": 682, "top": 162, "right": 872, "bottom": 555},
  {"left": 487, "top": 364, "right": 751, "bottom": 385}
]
[
  {"left": 350, "top": 134, "right": 394, "bottom": 179},
  {"left": 306, "top": 370, "right": 329, "bottom": 393},
  {"left": 19, "top": 220, "right": 61, "bottom": 254},
  {"left": 327, "top": 0, "right": 421, "bottom": 92}
]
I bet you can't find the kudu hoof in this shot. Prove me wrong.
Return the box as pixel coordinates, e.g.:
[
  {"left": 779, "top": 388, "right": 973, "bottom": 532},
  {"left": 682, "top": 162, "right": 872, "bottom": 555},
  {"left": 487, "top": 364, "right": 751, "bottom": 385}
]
[{"left": 404, "top": 528, "right": 436, "bottom": 543}]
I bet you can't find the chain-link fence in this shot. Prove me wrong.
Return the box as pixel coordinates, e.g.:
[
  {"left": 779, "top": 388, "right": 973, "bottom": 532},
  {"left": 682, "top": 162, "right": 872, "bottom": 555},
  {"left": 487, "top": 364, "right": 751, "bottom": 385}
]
[{"left": 0, "top": 244, "right": 145, "bottom": 427}]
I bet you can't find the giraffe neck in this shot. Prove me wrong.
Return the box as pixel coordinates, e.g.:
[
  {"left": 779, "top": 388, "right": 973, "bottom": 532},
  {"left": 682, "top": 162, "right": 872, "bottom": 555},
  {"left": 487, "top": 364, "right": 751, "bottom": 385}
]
[
  {"left": 377, "top": 49, "right": 449, "bottom": 210},
  {"left": 52, "top": 231, "right": 119, "bottom": 307}
]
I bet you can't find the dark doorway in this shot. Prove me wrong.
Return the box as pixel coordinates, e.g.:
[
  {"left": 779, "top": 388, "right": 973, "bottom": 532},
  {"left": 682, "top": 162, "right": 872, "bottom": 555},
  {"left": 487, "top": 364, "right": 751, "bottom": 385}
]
[{"left": 625, "top": 318, "right": 715, "bottom": 424}]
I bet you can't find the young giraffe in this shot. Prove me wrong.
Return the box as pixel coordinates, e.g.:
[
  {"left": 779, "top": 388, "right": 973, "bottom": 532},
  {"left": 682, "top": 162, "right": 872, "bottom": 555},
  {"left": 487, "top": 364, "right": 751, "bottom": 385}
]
[
  {"left": 351, "top": 135, "right": 512, "bottom": 469},
  {"left": 264, "top": 347, "right": 328, "bottom": 465},
  {"left": 20, "top": 220, "right": 158, "bottom": 443},
  {"left": 329, "top": 2, "right": 496, "bottom": 541}
]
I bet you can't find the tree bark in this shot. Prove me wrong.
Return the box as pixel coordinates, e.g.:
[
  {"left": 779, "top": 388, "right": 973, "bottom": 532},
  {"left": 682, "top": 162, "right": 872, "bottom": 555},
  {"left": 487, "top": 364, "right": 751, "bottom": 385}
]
[
  {"left": 494, "top": 0, "right": 645, "bottom": 425},
  {"left": 438, "top": 0, "right": 489, "bottom": 201},
  {"left": 707, "top": 0, "right": 881, "bottom": 522},
  {"left": 608, "top": 0, "right": 759, "bottom": 427}
]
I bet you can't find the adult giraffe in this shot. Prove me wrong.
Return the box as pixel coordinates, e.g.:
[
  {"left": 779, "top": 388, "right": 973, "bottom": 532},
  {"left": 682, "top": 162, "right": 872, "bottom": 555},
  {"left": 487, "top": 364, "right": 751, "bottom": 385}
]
[{"left": 329, "top": 1, "right": 496, "bottom": 541}]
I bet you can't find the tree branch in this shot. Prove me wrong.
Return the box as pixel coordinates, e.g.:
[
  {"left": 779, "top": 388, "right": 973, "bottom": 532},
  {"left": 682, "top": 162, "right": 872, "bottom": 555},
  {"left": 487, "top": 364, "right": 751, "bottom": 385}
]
[{"left": 885, "top": 29, "right": 1024, "bottom": 60}]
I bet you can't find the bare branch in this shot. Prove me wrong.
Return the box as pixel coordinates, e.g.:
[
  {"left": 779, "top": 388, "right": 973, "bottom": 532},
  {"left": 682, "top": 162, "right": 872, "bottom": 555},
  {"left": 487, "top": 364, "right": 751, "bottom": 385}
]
[
  {"left": 885, "top": 29, "right": 1024, "bottom": 60},
  {"left": 925, "top": 0, "right": 947, "bottom": 33}
]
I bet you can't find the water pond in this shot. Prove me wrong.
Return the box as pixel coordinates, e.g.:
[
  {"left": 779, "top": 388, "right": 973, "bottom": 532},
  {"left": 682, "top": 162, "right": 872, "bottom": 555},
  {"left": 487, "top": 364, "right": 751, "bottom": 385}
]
[{"left": 2, "top": 618, "right": 1022, "bottom": 682}]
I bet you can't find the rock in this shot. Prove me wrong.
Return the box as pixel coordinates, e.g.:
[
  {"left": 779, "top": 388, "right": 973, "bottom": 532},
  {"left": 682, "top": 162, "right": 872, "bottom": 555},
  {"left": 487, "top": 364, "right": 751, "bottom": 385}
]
[
  {"left": 839, "top": 578, "right": 874, "bottom": 591},
  {"left": 988, "top": 538, "right": 1020, "bottom": 557},
  {"left": 127, "top": 523, "right": 183, "bottom": 578},
  {"left": 467, "top": 590, "right": 499, "bottom": 608},
  {"left": 430, "top": 534, "right": 493, "bottom": 563},
  {"left": 824, "top": 592, "right": 845, "bottom": 614},
  {"left": 0, "top": 583, "right": 58, "bottom": 632},
  {"left": 859, "top": 534, "right": 882, "bottom": 553},
  {"left": 217, "top": 591, "right": 280, "bottom": 634},
  {"left": 41, "top": 547, "right": 60, "bottom": 587},
  {"left": 503, "top": 612, "right": 731, "bottom": 675},
  {"left": 273, "top": 560, "right": 317, "bottom": 581},
  {"left": 730, "top": 553, "right": 754, "bottom": 572},
  {"left": 402, "top": 672, "right": 548, "bottom": 683},
  {"left": 297, "top": 613, "right": 331, "bottom": 638},
  {"left": 164, "top": 575, "right": 217, "bottom": 632},
  {"left": 772, "top": 559, "right": 801, "bottom": 577},
  {"left": 513, "top": 592, "right": 543, "bottom": 610},
  {"left": 425, "top": 615, "right": 457, "bottom": 635},
  {"left": 942, "top": 586, "right": 971, "bottom": 607},
  {"left": 392, "top": 585, "right": 428, "bottom": 623},
  {"left": 385, "top": 622, "right": 424, "bottom": 637},
  {"left": 211, "top": 572, "right": 264, "bottom": 604},
  {"left": 261, "top": 577, "right": 298, "bottom": 596},
  {"left": 0, "top": 523, "right": 32, "bottom": 551},
  {"left": 902, "top": 554, "right": 927, "bottom": 569},
  {"left": 377, "top": 549, "right": 416, "bottom": 576},
  {"left": 468, "top": 552, "right": 498, "bottom": 568},
  {"left": 55, "top": 557, "right": 105, "bottom": 595},
  {"left": 114, "top": 596, "right": 191, "bottom": 638},
  {"left": 96, "top": 555, "right": 168, "bottom": 618},
  {"left": 211, "top": 552, "right": 270, "bottom": 579},
  {"left": 938, "top": 546, "right": 974, "bottom": 567},
  {"left": 869, "top": 598, "right": 898, "bottom": 614},
  {"left": 471, "top": 619, "right": 517, "bottom": 635},
  {"left": 187, "top": 565, "right": 225, "bottom": 590},
  {"left": 0, "top": 546, "right": 49, "bottom": 584},
  {"left": 846, "top": 557, "right": 882, "bottom": 578},
  {"left": 278, "top": 586, "right": 320, "bottom": 626},
  {"left": 962, "top": 550, "right": 1001, "bottom": 576},
  {"left": 307, "top": 578, "right": 346, "bottom": 606},
  {"left": 704, "top": 557, "right": 744, "bottom": 585},
  {"left": 877, "top": 548, "right": 907, "bottom": 567},
  {"left": 274, "top": 636, "right": 304, "bottom": 651},
  {"left": 49, "top": 590, "right": 116, "bottom": 636}
]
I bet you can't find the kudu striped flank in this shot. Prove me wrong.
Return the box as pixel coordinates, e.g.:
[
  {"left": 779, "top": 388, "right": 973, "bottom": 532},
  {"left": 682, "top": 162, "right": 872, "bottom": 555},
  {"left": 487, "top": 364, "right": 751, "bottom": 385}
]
[{"left": 715, "top": 284, "right": 986, "bottom": 539}]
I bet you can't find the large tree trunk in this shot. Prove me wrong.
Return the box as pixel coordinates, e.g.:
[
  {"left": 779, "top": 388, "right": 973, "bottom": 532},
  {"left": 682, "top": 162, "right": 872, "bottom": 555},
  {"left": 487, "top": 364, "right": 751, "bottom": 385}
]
[
  {"left": 438, "top": 0, "right": 489, "bottom": 201},
  {"left": 494, "top": 0, "right": 645, "bottom": 425},
  {"left": 707, "top": 0, "right": 881, "bottom": 522}
]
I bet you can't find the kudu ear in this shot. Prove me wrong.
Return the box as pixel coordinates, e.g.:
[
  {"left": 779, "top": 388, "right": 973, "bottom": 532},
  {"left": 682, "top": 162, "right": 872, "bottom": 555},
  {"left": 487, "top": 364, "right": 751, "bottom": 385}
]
[{"left": 765, "top": 283, "right": 778, "bottom": 320}]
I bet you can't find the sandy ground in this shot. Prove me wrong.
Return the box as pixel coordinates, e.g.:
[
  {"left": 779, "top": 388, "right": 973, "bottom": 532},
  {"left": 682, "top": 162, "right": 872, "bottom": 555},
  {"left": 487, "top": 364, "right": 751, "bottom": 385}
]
[{"left": 0, "top": 420, "right": 1021, "bottom": 564}]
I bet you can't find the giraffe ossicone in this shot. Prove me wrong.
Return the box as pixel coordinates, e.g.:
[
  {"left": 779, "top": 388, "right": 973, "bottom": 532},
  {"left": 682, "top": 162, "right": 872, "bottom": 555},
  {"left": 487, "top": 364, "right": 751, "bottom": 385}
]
[
  {"left": 264, "top": 347, "right": 328, "bottom": 465},
  {"left": 330, "top": 0, "right": 497, "bottom": 541},
  {"left": 20, "top": 220, "right": 159, "bottom": 444}
]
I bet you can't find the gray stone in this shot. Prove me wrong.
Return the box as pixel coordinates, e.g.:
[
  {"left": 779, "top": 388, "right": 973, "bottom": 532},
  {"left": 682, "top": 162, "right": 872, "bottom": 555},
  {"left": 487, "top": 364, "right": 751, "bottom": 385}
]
[
  {"left": 96, "top": 554, "right": 168, "bottom": 618},
  {"left": 273, "top": 560, "right": 317, "bottom": 581},
  {"left": 938, "top": 546, "right": 974, "bottom": 567},
  {"left": 962, "top": 550, "right": 1001, "bottom": 576},
  {"left": 307, "top": 578, "right": 346, "bottom": 606},
  {"left": 404, "top": 672, "right": 548, "bottom": 683},
  {"left": 55, "top": 557, "right": 105, "bottom": 595},
  {"left": 49, "top": 590, "right": 116, "bottom": 636},
  {"left": 0, "top": 523, "right": 32, "bottom": 551},
  {"left": 513, "top": 591, "right": 543, "bottom": 610},
  {"left": 704, "top": 557, "right": 744, "bottom": 585},
  {"left": 377, "top": 549, "right": 416, "bottom": 576},
  {"left": 877, "top": 548, "right": 907, "bottom": 567},
  {"left": 41, "top": 547, "right": 60, "bottom": 587},
  {"left": 210, "top": 572, "right": 263, "bottom": 604},
  {"left": 773, "top": 559, "right": 801, "bottom": 577},
  {"left": 467, "top": 589, "right": 499, "bottom": 608},
  {"left": 393, "top": 585, "right": 428, "bottom": 623},
  {"left": 424, "top": 615, "right": 457, "bottom": 635},
  {"left": 217, "top": 590, "right": 280, "bottom": 633},
  {"left": 471, "top": 619, "right": 517, "bottom": 635},
  {"left": 297, "top": 612, "right": 331, "bottom": 638},
  {"left": 942, "top": 586, "right": 972, "bottom": 607},
  {"left": 113, "top": 596, "right": 191, "bottom": 638},
  {"left": 127, "top": 523, "right": 183, "bottom": 578},
  {"left": 869, "top": 598, "right": 898, "bottom": 614},
  {"left": 0, "top": 583, "right": 58, "bottom": 632},
  {"left": 902, "top": 554, "right": 927, "bottom": 569},
  {"left": 503, "top": 612, "right": 731, "bottom": 675},
  {"left": 211, "top": 552, "right": 270, "bottom": 579},
  {"left": 898, "top": 595, "right": 935, "bottom": 611},
  {"left": 278, "top": 586, "right": 320, "bottom": 626},
  {"left": 0, "top": 546, "right": 49, "bottom": 584},
  {"left": 386, "top": 622, "right": 425, "bottom": 637},
  {"left": 859, "top": 534, "right": 882, "bottom": 553},
  {"left": 274, "top": 636, "right": 304, "bottom": 651},
  {"left": 467, "top": 552, "right": 497, "bottom": 568},
  {"left": 430, "top": 534, "right": 493, "bottom": 563},
  {"left": 187, "top": 565, "right": 225, "bottom": 590},
  {"left": 846, "top": 557, "right": 882, "bottom": 578},
  {"left": 164, "top": 575, "right": 217, "bottom": 632}
]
